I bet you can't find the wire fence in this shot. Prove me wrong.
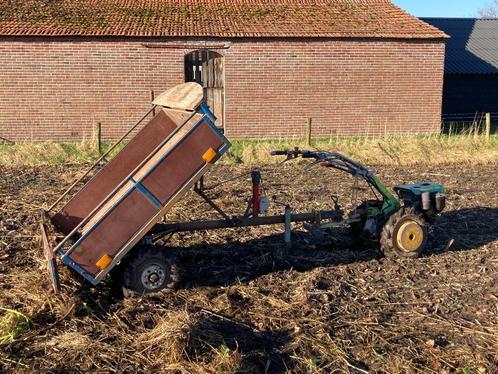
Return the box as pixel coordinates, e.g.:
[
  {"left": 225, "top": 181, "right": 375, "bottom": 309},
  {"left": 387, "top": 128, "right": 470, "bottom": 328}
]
[{"left": 442, "top": 112, "right": 498, "bottom": 135}]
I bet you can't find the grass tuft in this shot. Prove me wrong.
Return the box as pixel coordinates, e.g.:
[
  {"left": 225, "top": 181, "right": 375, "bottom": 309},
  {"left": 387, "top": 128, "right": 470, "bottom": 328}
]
[
  {"left": 0, "top": 308, "right": 31, "bottom": 344},
  {"left": 0, "top": 140, "right": 121, "bottom": 166}
]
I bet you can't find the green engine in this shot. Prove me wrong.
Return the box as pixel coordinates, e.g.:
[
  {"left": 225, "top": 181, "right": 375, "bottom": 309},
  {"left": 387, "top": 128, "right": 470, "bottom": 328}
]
[{"left": 394, "top": 182, "right": 446, "bottom": 220}]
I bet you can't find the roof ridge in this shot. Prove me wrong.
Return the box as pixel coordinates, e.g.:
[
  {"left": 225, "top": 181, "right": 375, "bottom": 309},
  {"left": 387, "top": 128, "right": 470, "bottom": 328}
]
[{"left": 0, "top": 0, "right": 448, "bottom": 39}]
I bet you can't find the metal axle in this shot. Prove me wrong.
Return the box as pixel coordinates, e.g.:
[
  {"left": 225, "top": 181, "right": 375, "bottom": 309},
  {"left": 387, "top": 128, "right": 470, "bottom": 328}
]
[{"left": 150, "top": 210, "right": 341, "bottom": 238}]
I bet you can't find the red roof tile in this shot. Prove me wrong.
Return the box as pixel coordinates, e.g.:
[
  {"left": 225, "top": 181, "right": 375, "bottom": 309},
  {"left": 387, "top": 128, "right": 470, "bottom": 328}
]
[{"left": 0, "top": 0, "right": 448, "bottom": 39}]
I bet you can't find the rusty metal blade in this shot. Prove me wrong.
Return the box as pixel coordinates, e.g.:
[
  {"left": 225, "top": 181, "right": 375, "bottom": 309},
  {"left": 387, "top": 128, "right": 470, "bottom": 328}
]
[{"left": 40, "top": 221, "right": 60, "bottom": 294}]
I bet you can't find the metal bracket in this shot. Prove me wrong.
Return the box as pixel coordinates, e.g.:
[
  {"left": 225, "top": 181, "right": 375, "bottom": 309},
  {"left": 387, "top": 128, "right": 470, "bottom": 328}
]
[{"left": 194, "top": 184, "right": 231, "bottom": 221}]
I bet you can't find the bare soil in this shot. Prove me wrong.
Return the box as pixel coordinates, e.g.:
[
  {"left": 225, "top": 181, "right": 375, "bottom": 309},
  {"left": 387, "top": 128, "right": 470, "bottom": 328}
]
[{"left": 0, "top": 163, "right": 497, "bottom": 373}]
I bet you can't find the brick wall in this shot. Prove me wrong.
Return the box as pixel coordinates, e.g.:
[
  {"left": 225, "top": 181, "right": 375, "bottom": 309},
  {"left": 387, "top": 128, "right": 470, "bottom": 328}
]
[
  {"left": 0, "top": 37, "right": 445, "bottom": 141},
  {"left": 225, "top": 39, "right": 445, "bottom": 138}
]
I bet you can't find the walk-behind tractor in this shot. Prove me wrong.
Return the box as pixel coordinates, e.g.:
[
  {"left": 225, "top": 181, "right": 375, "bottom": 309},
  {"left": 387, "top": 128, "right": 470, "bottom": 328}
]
[
  {"left": 270, "top": 149, "right": 446, "bottom": 259},
  {"left": 39, "top": 83, "right": 446, "bottom": 295}
]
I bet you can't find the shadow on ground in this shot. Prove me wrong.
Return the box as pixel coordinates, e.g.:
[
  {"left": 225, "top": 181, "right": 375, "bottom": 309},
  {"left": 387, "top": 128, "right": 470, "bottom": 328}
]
[
  {"left": 187, "top": 314, "right": 294, "bottom": 373},
  {"left": 431, "top": 207, "right": 498, "bottom": 251},
  {"left": 75, "top": 207, "right": 498, "bottom": 315}
]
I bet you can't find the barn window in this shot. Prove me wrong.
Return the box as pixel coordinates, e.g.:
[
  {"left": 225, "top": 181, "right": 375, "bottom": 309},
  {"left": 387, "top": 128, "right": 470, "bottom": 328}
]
[{"left": 184, "top": 50, "right": 224, "bottom": 129}]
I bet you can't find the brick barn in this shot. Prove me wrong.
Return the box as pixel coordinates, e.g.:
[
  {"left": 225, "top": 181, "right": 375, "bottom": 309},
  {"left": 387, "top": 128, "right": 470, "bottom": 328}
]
[{"left": 0, "top": 0, "right": 447, "bottom": 141}]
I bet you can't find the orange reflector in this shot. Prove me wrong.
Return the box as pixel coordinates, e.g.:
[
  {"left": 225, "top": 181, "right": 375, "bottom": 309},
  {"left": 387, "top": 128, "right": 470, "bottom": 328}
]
[
  {"left": 96, "top": 255, "right": 112, "bottom": 270},
  {"left": 202, "top": 148, "right": 217, "bottom": 163}
]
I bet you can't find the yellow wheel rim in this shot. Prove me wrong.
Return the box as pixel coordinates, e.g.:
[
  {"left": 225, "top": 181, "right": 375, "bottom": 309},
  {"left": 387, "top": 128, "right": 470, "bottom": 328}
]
[{"left": 396, "top": 221, "right": 424, "bottom": 253}]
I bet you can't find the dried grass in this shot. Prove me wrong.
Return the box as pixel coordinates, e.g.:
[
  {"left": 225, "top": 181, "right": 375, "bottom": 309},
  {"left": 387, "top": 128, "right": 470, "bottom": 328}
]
[
  {"left": 227, "top": 134, "right": 498, "bottom": 166},
  {"left": 134, "top": 309, "right": 192, "bottom": 370},
  {"left": 1, "top": 134, "right": 497, "bottom": 167}
]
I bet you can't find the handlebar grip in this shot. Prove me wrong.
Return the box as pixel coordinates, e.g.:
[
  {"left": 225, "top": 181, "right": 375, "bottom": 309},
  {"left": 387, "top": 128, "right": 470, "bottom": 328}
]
[{"left": 271, "top": 150, "right": 288, "bottom": 156}]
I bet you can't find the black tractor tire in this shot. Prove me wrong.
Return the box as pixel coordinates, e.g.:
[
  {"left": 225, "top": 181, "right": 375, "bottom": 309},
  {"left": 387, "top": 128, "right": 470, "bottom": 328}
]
[
  {"left": 380, "top": 207, "right": 428, "bottom": 259},
  {"left": 122, "top": 246, "right": 180, "bottom": 296}
]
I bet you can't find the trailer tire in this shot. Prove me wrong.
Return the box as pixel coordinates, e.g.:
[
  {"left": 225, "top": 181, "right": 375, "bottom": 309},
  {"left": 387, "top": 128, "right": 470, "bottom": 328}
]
[
  {"left": 122, "top": 246, "right": 180, "bottom": 295},
  {"left": 380, "top": 207, "right": 428, "bottom": 259}
]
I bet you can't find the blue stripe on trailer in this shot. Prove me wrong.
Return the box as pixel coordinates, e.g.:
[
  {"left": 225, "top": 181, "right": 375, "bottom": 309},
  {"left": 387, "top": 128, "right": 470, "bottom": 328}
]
[
  {"left": 61, "top": 117, "right": 206, "bottom": 263},
  {"left": 130, "top": 178, "right": 163, "bottom": 208},
  {"left": 61, "top": 256, "right": 99, "bottom": 285},
  {"left": 200, "top": 103, "right": 232, "bottom": 156},
  {"left": 200, "top": 102, "right": 216, "bottom": 123},
  {"left": 50, "top": 109, "right": 201, "bottom": 257},
  {"left": 61, "top": 183, "right": 137, "bottom": 258}
]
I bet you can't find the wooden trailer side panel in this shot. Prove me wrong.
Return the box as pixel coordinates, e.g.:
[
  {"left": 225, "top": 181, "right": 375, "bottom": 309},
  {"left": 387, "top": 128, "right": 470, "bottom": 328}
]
[
  {"left": 52, "top": 110, "right": 178, "bottom": 234},
  {"left": 68, "top": 120, "right": 225, "bottom": 276},
  {"left": 142, "top": 123, "right": 224, "bottom": 203},
  {"left": 69, "top": 189, "right": 159, "bottom": 275},
  {"left": 79, "top": 112, "right": 202, "bottom": 233}
]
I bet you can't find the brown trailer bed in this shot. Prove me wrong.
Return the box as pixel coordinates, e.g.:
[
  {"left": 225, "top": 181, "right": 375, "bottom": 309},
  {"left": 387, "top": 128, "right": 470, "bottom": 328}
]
[{"left": 41, "top": 83, "right": 231, "bottom": 291}]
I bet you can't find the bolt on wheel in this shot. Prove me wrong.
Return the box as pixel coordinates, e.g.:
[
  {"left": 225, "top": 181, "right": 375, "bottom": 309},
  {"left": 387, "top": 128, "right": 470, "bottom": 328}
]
[{"left": 141, "top": 264, "right": 167, "bottom": 291}]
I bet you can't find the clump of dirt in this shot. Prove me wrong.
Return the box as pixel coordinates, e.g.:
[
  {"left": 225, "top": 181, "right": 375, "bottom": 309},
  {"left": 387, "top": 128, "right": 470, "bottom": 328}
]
[{"left": 0, "top": 163, "right": 497, "bottom": 373}]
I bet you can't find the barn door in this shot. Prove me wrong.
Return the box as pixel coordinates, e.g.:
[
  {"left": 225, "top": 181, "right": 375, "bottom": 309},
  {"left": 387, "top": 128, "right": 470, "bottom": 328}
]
[{"left": 185, "top": 50, "right": 224, "bottom": 129}]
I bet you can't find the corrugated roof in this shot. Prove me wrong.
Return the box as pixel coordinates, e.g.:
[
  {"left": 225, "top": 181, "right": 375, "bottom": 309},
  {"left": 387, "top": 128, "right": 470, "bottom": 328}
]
[
  {"left": 0, "top": 0, "right": 447, "bottom": 39},
  {"left": 423, "top": 18, "right": 498, "bottom": 74}
]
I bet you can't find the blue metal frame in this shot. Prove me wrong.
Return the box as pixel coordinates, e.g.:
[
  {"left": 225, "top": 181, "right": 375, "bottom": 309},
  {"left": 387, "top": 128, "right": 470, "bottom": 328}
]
[
  {"left": 61, "top": 254, "right": 97, "bottom": 284},
  {"left": 57, "top": 103, "right": 231, "bottom": 285},
  {"left": 131, "top": 178, "right": 162, "bottom": 208},
  {"left": 61, "top": 115, "right": 206, "bottom": 260},
  {"left": 200, "top": 103, "right": 232, "bottom": 157}
]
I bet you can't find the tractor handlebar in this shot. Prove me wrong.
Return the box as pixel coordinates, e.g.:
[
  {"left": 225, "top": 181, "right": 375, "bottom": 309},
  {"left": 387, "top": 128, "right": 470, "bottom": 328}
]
[
  {"left": 271, "top": 148, "right": 371, "bottom": 177},
  {"left": 271, "top": 148, "right": 400, "bottom": 212},
  {"left": 271, "top": 148, "right": 316, "bottom": 159},
  {"left": 270, "top": 150, "right": 289, "bottom": 156},
  {"left": 301, "top": 152, "right": 316, "bottom": 159}
]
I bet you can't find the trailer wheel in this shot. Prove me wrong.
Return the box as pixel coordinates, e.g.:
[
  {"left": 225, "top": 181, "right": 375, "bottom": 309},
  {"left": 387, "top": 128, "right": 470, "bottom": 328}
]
[
  {"left": 380, "top": 207, "right": 428, "bottom": 259},
  {"left": 122, "top": 246, "right": 180, "bottom": 295}
]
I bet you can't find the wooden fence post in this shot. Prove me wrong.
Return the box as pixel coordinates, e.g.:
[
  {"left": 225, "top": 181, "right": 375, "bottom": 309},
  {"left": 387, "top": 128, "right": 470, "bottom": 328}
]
[
  {"left": 305, "top": 118, "right": 312, "bottom": 146},
  {"left": 95, "top": 122, "right": 102, "bottom": 155},
  {"left": 485, "top": 113, "right": 491, "bottom": 142}
]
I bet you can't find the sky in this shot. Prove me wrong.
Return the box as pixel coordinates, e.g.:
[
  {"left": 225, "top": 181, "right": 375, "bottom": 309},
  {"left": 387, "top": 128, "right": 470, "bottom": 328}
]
[{"left": 392, "top": 0, "right": 491, "bottom": 18}]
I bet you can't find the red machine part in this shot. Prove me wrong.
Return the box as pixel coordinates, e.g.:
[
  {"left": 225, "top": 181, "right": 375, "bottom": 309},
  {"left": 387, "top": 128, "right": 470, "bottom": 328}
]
[{"left": 252, "top": 170, "right": 261, "bottom": 217}]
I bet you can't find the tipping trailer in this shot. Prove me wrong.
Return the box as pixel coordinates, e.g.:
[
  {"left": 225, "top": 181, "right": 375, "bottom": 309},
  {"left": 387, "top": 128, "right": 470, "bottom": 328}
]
[
  {"left": 40, "top": 83, "right": 446, "bottom": 295},
  {"left": 40, "top": 83, "right": 231, "bottom": 292}
]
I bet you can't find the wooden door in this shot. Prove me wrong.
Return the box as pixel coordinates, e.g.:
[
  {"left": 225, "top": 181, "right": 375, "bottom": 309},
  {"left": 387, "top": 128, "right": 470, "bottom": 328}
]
[
  {"left": 185, "top": 50, "right": 224, "bottom": 129},
  {"left": 202, "top": 55, "right": 224, "bottom": 129}
]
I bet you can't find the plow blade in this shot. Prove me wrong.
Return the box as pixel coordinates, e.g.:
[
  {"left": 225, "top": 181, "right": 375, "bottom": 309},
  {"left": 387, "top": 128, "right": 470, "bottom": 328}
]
[{"left": 40, "top": 218, "right": 60, "bottom": 293}]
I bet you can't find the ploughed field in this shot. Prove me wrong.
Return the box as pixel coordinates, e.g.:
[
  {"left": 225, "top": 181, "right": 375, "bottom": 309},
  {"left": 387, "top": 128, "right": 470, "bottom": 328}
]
[{"left": 0, "top": 163, "right": 497, "bottom": 373}]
